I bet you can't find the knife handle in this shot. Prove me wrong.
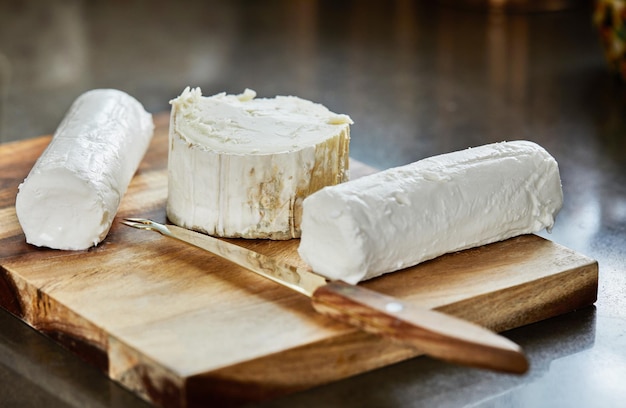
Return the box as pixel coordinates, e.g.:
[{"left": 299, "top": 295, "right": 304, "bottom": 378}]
[{"left": 311, "top": 281, "right": 528, "bottom": 374}]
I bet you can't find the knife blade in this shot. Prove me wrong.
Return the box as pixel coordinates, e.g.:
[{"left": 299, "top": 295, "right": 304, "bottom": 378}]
[{"left": 122, "top": 218, "right": 528, "bottom": 374}]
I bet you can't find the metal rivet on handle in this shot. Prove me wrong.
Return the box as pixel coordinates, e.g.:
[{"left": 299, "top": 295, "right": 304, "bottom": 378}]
[{"left": 386, "top": 302, "right": 404, "bottom": 313}]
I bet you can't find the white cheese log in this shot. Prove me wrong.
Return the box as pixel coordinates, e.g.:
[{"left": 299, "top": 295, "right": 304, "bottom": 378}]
[
  {"left": 167, "top": 87, "right": 351, "bottom": 239},
  {"left": 15, "top": 89, "right": 154, "bottom": 250},
  {"left": 298, "top": 141, "right": 563, "bottom": 284}
]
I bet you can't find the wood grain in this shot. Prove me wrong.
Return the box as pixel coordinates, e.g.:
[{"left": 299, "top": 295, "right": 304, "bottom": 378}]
[
  {"left": 0, "top": 113, "right": 598, "bottom": 407},
  {"left": 311, "top": 281, "right": 529, "bottom": 374}
]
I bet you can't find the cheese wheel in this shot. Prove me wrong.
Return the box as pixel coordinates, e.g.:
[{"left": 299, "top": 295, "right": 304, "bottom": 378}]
[
  {"left": 298, "top": 141, "right": 563, "bottom": 284},
  {"left": 15, "top": 89, "right": 154, "bottom": 250},
  {"left": 167, "top": 87, "right": 351, "bottom": 239}
]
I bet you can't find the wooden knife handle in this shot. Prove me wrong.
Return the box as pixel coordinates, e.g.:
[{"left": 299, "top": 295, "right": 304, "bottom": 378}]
[{"left": 311, "top": 281, "right": 529, "bottom": 374}]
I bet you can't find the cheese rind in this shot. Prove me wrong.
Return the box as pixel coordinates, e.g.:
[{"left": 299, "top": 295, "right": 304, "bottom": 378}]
[
  {"left": 15, "top": 89, "right": 154, "bottom": 250},
  {"left": 298, "top": 141, "right": 563, "bottom": 284},
  {"left": 167, "top": 87, "right": 351, "bottom": 239}
]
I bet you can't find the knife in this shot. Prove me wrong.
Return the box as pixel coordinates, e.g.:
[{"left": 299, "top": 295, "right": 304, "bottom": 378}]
[{"left": 122, "top": 218, "right": 528, "bottom": 374}]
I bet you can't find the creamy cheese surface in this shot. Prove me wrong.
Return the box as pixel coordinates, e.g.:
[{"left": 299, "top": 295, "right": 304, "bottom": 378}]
[
  {"left": 298, "top": 141, "right": 563, "bottom": 284},
  {"left": 167, "top": 87, "right": 352, "bottom": 239},
  {"left": 15, "top": 89, "right": 154, "bottom": 250},
  {"left": 171, "top": 87, "right": 352, "bottom": 154}
]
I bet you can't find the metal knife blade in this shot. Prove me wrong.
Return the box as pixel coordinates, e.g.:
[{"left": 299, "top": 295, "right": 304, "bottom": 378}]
[{"left": 122, "top": 218, "right": 528, "bottom": 374}]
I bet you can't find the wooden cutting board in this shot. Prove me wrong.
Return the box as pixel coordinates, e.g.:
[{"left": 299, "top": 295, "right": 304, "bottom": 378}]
[{"left": 0, "top": 114, "right": 598, "bottom": 407}]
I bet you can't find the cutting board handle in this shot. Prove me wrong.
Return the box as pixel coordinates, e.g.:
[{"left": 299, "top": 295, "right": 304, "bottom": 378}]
[{"left": 312, "top": 281, "right": 529, "bottom": 374}]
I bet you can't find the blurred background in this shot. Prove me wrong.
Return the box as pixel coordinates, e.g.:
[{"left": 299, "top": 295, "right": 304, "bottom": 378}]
[
  {"left": 1, "top": 0, "right": 623, "bottom": 169},
  {"left": 1, "top": 1, "right": 625, "bottom": 407}
]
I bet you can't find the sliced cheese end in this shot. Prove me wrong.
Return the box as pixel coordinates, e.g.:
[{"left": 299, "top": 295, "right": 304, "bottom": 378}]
[{"left": 16, "top": 168, "right": 110, "bottom": 250}]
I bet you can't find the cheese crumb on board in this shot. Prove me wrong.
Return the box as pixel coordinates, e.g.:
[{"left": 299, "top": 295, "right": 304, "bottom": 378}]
[
  {"left": 167, "top": 87, "right": 352, "bottom": 239},
  {"left": 15, "top": 89, "right": 154, "bottom": 250},
  {"left": 298, "top": 141, "right": 563, "bottom": 284}
]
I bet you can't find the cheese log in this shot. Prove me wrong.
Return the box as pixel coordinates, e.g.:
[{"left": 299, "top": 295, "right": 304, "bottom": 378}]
[
  {"left": 167, "top": 87, "right": 351, "bottom": 239},
  {"left": 298, "top": 141, "right": 563, "bottom": 284},
  {"left": 15, "top": 89, "right": 154, "bottom": 250}
]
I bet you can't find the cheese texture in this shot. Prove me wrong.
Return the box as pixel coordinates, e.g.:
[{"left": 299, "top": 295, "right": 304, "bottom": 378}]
[
  {"left": 15, "top": 89, "right": 154, "bottom": 250},
  {"left": 167, "top": 87, "right": 351, "bottom": 239},
  {"left": 298, "top": 141, "right": 563, "bottom": 284}
]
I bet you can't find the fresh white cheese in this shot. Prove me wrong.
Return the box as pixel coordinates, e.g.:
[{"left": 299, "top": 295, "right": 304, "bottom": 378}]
[
  {"left": 15, "top": 89, "right": 154, "bottom": 250},
  {"left": 167, "top": 87, "right": 352, "bottom": 239},
  {"left": 298, "top": 141, "right": 563, "bottom": 284}
]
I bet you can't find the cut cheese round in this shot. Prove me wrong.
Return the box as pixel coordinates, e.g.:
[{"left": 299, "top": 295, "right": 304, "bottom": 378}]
[
  {"left": 15, "top": 89, "right": 154, "bottom": 250},
  {"left": 167, "top": 87, "right": 352, "bottom": 239},
  {"left": 298, "top": 140, "right": 563, "bottom": 284}
]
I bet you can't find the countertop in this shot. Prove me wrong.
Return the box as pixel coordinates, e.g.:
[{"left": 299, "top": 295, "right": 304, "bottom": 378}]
[{"left": 1, "top": 1, "right": 624, "bottom": 407}]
